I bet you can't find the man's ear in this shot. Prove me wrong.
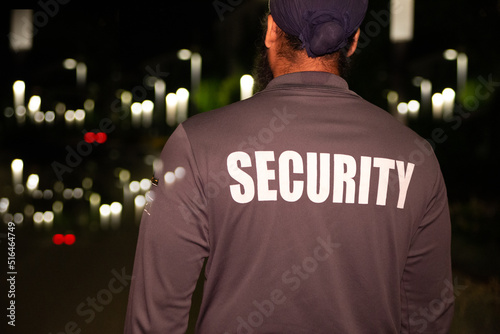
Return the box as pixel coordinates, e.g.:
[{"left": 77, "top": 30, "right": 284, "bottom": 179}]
[
  {"left": 347, "top": 28, "right": 361, "bottom": 57},
  {"left": 265, "top": 14, "right": 279, "bottom": 49}
]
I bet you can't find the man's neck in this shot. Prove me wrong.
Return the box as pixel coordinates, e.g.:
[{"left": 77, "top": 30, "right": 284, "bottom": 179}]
[{"left": 271, "top": 50, "right": 340, "bottom": 78}]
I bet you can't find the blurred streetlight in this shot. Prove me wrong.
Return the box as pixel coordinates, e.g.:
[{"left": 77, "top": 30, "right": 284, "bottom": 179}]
[
  {"left": 390, "top": 0, "right": 414, "bottom": 43},
  {"left": 443, "top": 49, "right": 468, "bottom": 93},
  {"left": 176, "top": 88, "right": 190, "bottom": 124},
  {"left": 442, "top": 88, "right": 456, "bottom": 120},
  {"left": 178, "top": 49, "right": 202, "bottom": 97},
  {"left": 240, "top": 74, "right": 255, "bottom": 100},
  {"left": 432, "top": 93, "right": 444, "bottom": 120},
  {"left": 166, "top": 93, "right": 178, "bottom": 127},
  {"left": 13, "top": 80, "right": 25, "bottom": 108}
]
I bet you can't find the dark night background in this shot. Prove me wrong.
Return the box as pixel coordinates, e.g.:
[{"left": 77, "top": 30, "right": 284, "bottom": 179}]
[{"left": 1, "top": 0, "right": 499, "bottom": 333}]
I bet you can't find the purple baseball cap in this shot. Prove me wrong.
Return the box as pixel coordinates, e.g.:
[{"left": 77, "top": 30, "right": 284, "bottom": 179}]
[{"left": 269, "top": 0, "right": 369, "bottom": 58}]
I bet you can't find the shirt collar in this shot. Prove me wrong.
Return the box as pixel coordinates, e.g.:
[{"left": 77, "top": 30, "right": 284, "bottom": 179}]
[{"left": 264, "top": 71, "right": 350, "bottom": 91}]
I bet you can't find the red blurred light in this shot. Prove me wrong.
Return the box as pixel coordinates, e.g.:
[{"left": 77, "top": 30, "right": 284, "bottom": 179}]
[
  {"left": 64, "top": 234, "right": 76, "bottom": 245},
  {"left": 95, "top": 132, "right": 107, "bottom": 144},
  {"left": 53, "top": 234, "right": 64, "bottom": 245},
  {"left": 84, "top": 132, "right": 95, "bottom": 143}
]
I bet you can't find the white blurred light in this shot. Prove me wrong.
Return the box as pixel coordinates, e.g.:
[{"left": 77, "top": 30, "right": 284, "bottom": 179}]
[
  {"left": 176, "top": 88, "right": 189, "bottom": 124},
  {"left": 100, "top": 204, "right": 111, "bottom": 216},
  {"left": 33, "top": 212, "right": 44, "bottom": 224},
  {"left": 26, "top": 174, "right": 39, "bottom": 191},
  {"left": 131, "top": 102, "right": 142, "bottom": 128},
  {"left": 63, "top": 58, "right": 77, "bottom": 70},
  {"left": 11, "top": 159, "right": 23, "bottom": 173},
  {"left": 442, "top": 88, "right": 456, "bottom": 119},
  {"left": 84, "top": 99, "right": 95, "bottom": 112},
  {"left": 457, "top": 53, "right": 468, "bottom": 92},
  {"left": 166, "top": 93, "right": 178, "bottom": 127},
  {"left": 63, "top": 188, "right": 74, "bottom": 200},
  {"left": 390, "top": 0, "right": 414, "bottom": 42},
  {"left": 15, "top": 106, "right": 26, "bottom": 117},
  {"left": 432, "top": 93, "right": 444, "bottom": 120},
  {"left": 119, "top": 169, "right": 131, "bottom": 183},
  {"left": 13, "top": 80, "right": 25, "bottom": 95},
  {"left": 45, "top": 111, "right": 55, "bottom": 123},
  {"left": 129, "top": 181, "right": 140, "bottom": 193},
  {"left": 110, "top": 202, "right": 122, "bottom": 214},
  {"left": 121, "top": 91, "right": 132, "bottom": 104},
  {"left": 43, "top": 211, "right": 54, "bottom": 223},
  {"left": 82, "top": 177, "right": 93, "bottom": 190},
  {"left": 135, "top": 195, "right": 146, "bottom": 207},
  {"left": 10, "top": 10, "right": 33, "bottom": 52},
  {"left": 28, "top": 95, "right": 41, "bottom": 113},
  {"left": 387, "top": 91, "right": 399, "bottom": 104},
  {"left": 153, "top": 158, "right": 163, "bottom": 173},
  {"left": 13, "top": 80, "right": 26, "bottom": 108},
  {"left": 0, "top": 198, "right": 9, "bottom": 213},
  {"left": 142, "top": 100, "right": 154, "bottom": 112},
  {"left": 397, "top": 102, "right": 408, "bottom": 115},
  {"left": 174, "top": 167, "right": 186, "bottom": 179},
  {"left": 140, "top": 179, "right": 151, "bottom": 192},
  {"left": 89, "top": 193, "right": 101, "bottom": 206},
  {"left": 64, "top": 110, "right": 75, "bottom": 122},
  {"left": 408, "top": 100, "right": 420, "bottom": 117},
  {"left": 55, "top": 102, "right": 66, "bottom": 116},
  {"left": 34, "top": 111, "right": 45, "bottom": 123},
  {"left": 164, "top": 172, "right": 176, "bottom": 184},
  {"left": 131, "top": 102, "right": 142, "bottom": 115},
  {"left": 74, "top": 109, "right": 86, "bottom": 121},
  {"left": 240, "top": 75, "right": 255, "bottom": 100},
  {"left": 177, "top": 49, "right": 192, "bottom": 60},
  {"left": 73, "top": 188, "right": 84, "bottom": 199},
  {"left": 13, "top": 213, "right": 24, "bottom": 224},
  {"left": 53, "top": 201, "right": 64, "bottom": 214},
  {"left": 142, "top": 100, "right": 154, "bottom": 128},
  {"left": 443, "top": 49, "right": 458, "bottom": 61},
  {"left": 76, "top": 62, "right": 87, "bottom": 87}
]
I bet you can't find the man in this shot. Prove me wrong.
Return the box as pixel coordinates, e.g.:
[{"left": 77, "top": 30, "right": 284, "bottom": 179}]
[{"left": 125, "top": 0, "right": 454, "bottom": 333}]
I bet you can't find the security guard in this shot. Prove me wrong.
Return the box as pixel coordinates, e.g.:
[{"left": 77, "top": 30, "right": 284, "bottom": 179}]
[{"left": 125, "top": 0, "right": 453, "bottom": 333}]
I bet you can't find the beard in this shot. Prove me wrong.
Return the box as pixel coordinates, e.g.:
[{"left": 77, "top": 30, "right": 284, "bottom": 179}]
[{"left": 252, "top": 39, "right": 275, "bottom": 93}]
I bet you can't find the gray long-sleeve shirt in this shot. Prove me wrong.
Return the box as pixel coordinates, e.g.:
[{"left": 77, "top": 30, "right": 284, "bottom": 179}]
[{"left": 124, "top": 72, "right": 453, "bottom": 333}]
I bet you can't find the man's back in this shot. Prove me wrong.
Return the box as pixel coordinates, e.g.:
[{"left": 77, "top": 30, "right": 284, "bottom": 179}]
[{"left": 125, "top": 72, "right": 453, "bottom": 333}]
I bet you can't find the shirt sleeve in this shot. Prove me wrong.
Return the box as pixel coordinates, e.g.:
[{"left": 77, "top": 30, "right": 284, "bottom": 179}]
[
  {"left": 124, "top": 124, "right": 209, "bottom": 334},
  {"left": 400, "top": 166, "right": 454, "bottom": 333}
]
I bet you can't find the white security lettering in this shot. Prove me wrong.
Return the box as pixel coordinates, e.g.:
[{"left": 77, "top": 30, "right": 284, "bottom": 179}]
[
  {"left": 279, "top": 151, "right": 304, "bottom": 202},
  {"left": 358, "top": 156, "right": 372, "bottom": 204},
  {"left": 373, "top": 158, "right": 395, "bottom": 206},
  {"left": 333, "top": 154, "right": 356, "bottom": 204},
  {"left": 306, "top": 153, "right": 331, "bottom": 203},
  {"left": 255, "top": 151, "right": 277, "bottom": 201},
  {"left": 396, "top": 161, "right": 415, "bottom": 209},
  {"left": 226, "top": 150, "right": 414, "bottom": 209},
  {"left": 227, "top": 152, "right": 255, "bottom": 203}
]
